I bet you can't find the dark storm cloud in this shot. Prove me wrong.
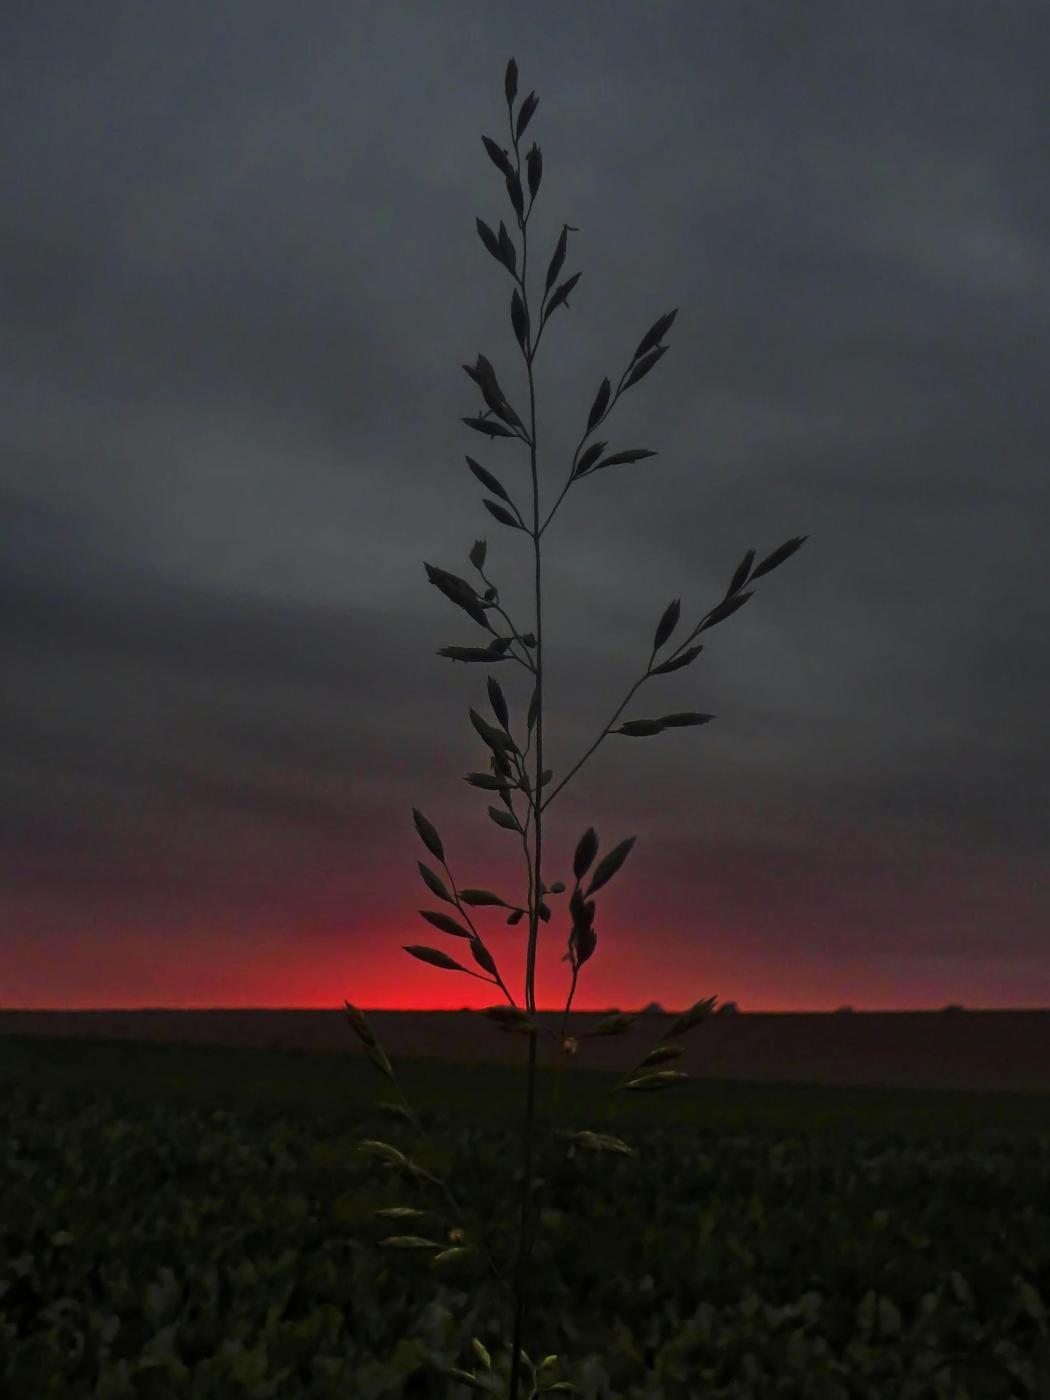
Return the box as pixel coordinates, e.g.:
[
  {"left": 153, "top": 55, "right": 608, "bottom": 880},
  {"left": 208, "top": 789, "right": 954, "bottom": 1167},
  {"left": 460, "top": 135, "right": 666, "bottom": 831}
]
[{"left": 3, "top": 0, "right": 1048, "bottom": 1006}]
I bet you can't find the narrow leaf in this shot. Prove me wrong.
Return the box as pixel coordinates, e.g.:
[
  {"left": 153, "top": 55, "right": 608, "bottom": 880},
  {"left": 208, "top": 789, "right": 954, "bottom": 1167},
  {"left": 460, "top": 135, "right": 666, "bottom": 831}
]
[
  {"left": 480, "top": 1004, "right": 531, "bottom": 1027},
  {"left": 483, "top": 499, "right": 522, "bottom": 529},
  {"left": 586, "top": 377, "right": 611, "bottom": 434},
  {"left": 412, "top": 808, "right": 445, "bottom": 862},
  {"left": 511, "top": 289, "right": 529, "bottom": 350},
  {"left": 698, "top": 591, "right": 752, "bottom": 631},
  {"left": 594, "top": 448, "right": 656, "bottom": 470},
  {"left": 573, "top": 827, "right": 599, "bottom": 881},
  {"left": 419, "top": 909, "right": 473, "bottom": 939},
  {"left": 465, "top": 455, "right": 512, "bottom": 503},
  {"left": 750, "top": 534, "right": 808, "bottom": 580},
  {"left": 359, "top": 1139, "right": 409, "bottom": 1169},
  {"left": 527, "top": 688, "right": 539, "bottom": 731},
  {"left": 438, "top": 645, "right": 512, "bottom": 663},
  {"left": 515, "top": 90, "right": 539, "bottom": 139},
  {"left": 621, "top": 1070, "right": 689, "bottom": 1092},
  {"left": 587, "top": 1012, "right": 640, "bottom": 1037},
  {"left": 403, "top": 945, "right": 469, "bottom": 973},
  {"left": 544, "top": 270, "right": 582, "bottom": 318},
  {"left": 372, "top": 1206, "right": 428, "bottom": 1221},
  {"left": 639, "top": 1043, "right": 686, "bottom": 1068},
  {"left": 465, "top": 771, "right": 513, "bottom": 790},
  {"left": 653, "top": 598, "right": 680, "bottom": 651},
  {"left": 649, "top": 644, "right": 703, "bottom": 676},
  {"left": 544, "top": 225, "right": 568, "bottom": 295},
  {"left": 476, "top": 217, "right": 503, "bottom": 265},
  {"left": 504, "top": 58, "right": 518, "bottom": 105},
  {"left": 726, "top": 547, "right": 755, "bottom": 598},
  {"left": 631, "top": 308, "right": 678, "bottom": 364},
  {"left": 497, "top": 221, "right": 517, "bottom": 274},
  {"left": 506, "top": 908, "right": 525, "bottom": 925},
  {"left": 343, "top": 1000, "right": 377, "bottom": 1049},
  {"left": 561, "top": 1129, "right": 636, "bottom": 1157},
  {"left": 481, "top": 134, "right": 514, "bottom": 179},
  {"left": 614, "top": 719, "right": 665, "bottom": 737},
  {"left": 584, "top": 835, "right": 637, "bottom": 898},
  {"left": 506, "top": 169, "right": 524, "bottom": 220},
  {"left": 459, "top": 888, "right": 509, "bottom": 907},
  {"left": 572, "top": 440, "right": 607, "bottom": 479},
  {"left": 526, "top": 142, "right": 543, "bottom": 199},
  {"left": 661, "top": 993, "right": 719, "bottom": 1040},
  {"left": 418, "top": 863, "right": 454, "bottom": 905},
  {"left": 463, "top": 414, "right": 517, "bottom": 439},
  {"left": 469, "top": 937, "right": 498, "bottom": 976},
  {"left": 488, "top": 804, "right": 520, "bottom": 831},
  {"left": 487, "top": 675, "right": 509, "bottom": 729},
  {"left": 622, "top": 343, "right": 669, "bottom": 390},
  {"left": 657, "top": 712, "right": 715, "bottom": 728}
]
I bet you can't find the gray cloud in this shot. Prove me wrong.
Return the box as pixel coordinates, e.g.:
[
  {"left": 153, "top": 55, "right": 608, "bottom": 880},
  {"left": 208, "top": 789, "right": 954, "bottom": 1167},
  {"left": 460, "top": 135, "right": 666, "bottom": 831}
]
[{"left": 3, "top": 0, "right": 1048, "bottom": 1008}]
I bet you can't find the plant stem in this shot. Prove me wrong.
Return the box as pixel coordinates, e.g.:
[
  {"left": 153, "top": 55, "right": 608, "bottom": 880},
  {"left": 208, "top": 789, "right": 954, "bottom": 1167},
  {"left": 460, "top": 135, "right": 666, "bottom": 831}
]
[{"left": 508, "top": 102, "right": 543, "bottom": 1400}]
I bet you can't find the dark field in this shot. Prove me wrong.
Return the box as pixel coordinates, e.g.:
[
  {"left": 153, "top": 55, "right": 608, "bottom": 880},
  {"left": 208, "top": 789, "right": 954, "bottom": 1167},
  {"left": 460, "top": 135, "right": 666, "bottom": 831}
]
[{"left": 4, "top": 1028, "right": 1050, "bottom": 1396}]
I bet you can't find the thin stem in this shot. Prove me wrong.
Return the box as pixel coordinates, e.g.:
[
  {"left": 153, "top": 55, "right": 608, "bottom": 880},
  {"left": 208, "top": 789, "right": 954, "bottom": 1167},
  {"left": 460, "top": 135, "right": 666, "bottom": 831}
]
[
  {"left": 539, "top": 665, "right": 651, "bottom": 814},
  {"left": 508, "top": 99, "right": 543, "bottom": 1400}
]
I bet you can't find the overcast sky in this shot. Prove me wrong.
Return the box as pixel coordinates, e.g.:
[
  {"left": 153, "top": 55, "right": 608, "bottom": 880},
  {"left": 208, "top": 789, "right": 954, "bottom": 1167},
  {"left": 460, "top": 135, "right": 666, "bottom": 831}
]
[{"left": 4, "top": 1, "right": 1048, "bottom": 1011}]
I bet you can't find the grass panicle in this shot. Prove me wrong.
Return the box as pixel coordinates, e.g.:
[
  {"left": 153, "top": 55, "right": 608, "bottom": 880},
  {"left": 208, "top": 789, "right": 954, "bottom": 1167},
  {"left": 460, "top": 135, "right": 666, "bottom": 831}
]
[{"left": 345, "top": 56, "right": 806, "bottom": 1398}]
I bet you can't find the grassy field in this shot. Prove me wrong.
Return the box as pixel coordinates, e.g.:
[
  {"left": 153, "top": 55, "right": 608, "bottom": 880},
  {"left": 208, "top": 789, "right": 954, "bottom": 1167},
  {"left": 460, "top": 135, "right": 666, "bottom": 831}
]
[{"left": 5, "top": 1030, "right": 1050, "bottom": 1142}]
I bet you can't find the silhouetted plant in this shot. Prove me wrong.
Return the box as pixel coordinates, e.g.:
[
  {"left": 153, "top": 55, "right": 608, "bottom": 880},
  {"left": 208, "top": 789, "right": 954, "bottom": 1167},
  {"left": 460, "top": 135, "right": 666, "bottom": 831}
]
[{"left": 344, "top": 57, "right": 807, "bottom": 1399}]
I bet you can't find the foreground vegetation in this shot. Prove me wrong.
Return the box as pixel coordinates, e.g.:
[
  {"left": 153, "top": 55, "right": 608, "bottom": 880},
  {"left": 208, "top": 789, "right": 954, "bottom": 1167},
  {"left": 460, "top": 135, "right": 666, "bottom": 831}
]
[{"left": 2, "top": 1034, "right": 1050, "bottom": 1397}]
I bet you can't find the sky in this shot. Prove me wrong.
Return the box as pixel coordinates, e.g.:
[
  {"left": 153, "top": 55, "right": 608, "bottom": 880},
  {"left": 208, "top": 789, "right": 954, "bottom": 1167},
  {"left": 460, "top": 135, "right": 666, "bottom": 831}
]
[{"left": 3, "top": 1, "right": 1048, "bottom": 1013}]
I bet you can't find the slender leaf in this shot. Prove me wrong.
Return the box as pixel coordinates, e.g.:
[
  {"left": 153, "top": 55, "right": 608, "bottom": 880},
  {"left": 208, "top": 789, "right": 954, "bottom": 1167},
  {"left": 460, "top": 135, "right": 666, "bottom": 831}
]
[
  {"left": 465, "top": 455, "right": 512, "bottom": 503},
  {"left": 526, "top": 142, "right": 542, "bottom": 199},
  {"left": 459, "top": 888, "right": 510, "bottom": 907},
  {"left": 584, "top": 835, "right": 637, "bottom": 898},
  {"left": 614, "top": 719, "right": 665, "bottom": 737},
  {"left": 649, "top": 644, "right": 703, "bottom": 676},
  {"left": 419, "top": 909, "right": 473, "bottom": 939},
  {"left": 661, "top": 993, "right": 719, "bottom": 1040},
  {"left": 622, "top": 343, "right": 669, "bottom": 390},
  {"left": 504, "top": 58, "right": 518, "bottom": 106},
  {"left": 631, "top": 308, "right": 678, "bottom": 364},
  {"left": 653, "top": 598, "right": 681, "bottom": 651},
  {"left": 489, "top": 804, "right": 520, "bottom": 831},
  {"left": 515, "top": 90, "right": 539, "bottom": 139},
  {"left": 572, "top": 827, "right": 599, "bottom": 881},
  {"left": 481, "top": 134, "right": 514, "bottom": 179},
  {"left": 418, "top": 862, "right": 455, "bottom": 905},
  {"left": 726, "top": 547, "right": 755, "bottom": 598},
  {"left": 469, "top": 937, "right": 498, "bottom": 976},
  {"left": 544, "top": 270, "right": 582, "bottom": 318},
  {"left": 586, "top": 377, "right": 611, "bottom": 434},
  {"left": 487, "top": 675, "right": 509, "bottom": 728},
  {"left": 750, "top": 534, "right": 808, "bottom": 579},
  {"left": 657, "top": 712, "right": 715, "bottom": 728},
  {"left": 412, "top": 808, "right": 445, "bottom": 862},
  {"left": 698, "top": 591, "right": 752, "bottom": 631},
  {"left": 403, "top": 945, "right": 469, "bottom": 973},
  {"left": 572, "top": 440, "right": 608, "bottom": 479},
  {"left": 463, "top": 414, "right": 517, "bottom": 440},
  {"left": 484, "top": 499, "right": 522, "bottom": 529},
  {"left": 594, "top": 448, "right": 656, "bottom": 470},
  {"left": 544, "top": 224, "right": 568, "bottom": 295}
]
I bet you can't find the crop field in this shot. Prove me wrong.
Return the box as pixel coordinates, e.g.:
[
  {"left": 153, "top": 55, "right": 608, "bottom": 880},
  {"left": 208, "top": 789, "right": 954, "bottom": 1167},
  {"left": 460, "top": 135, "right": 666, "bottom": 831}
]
[{"left": 2, "top": 1032, "right": 1050, "bottom": 1398}]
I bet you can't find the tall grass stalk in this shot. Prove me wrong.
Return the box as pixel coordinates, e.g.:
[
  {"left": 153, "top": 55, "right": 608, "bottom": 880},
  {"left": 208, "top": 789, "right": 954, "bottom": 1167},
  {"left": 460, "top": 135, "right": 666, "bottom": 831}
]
[{"left": 345, "top": 57, "right": 807, "bottom": 1398}]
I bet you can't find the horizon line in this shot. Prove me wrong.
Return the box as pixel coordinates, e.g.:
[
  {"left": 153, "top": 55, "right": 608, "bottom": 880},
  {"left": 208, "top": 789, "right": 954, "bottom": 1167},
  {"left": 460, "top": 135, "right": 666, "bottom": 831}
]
[{"left": 4, "top": 1004, "right": 1049, "bottom": 1015}]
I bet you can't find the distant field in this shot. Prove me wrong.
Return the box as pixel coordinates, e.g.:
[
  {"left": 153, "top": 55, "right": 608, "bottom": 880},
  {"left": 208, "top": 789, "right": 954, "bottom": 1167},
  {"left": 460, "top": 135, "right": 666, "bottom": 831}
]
[
  {"left": 2, "top": 1006, "right": 1050, "bottom": 1093},
  {"left": 3, "top": 1023, "right": 1050, "bottom": 1142}
]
